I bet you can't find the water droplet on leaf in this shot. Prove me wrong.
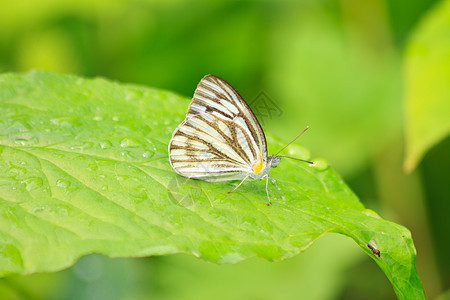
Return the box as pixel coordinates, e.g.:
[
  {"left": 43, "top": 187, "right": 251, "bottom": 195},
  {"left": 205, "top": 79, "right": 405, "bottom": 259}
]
[
  {"left": 56, "top": 179, "right": 71, "bottom": 190},
  {"left": 100, "top": 140, "right": 113, "bottom": 149},
  {"left": 120, "top": 137, "right": 143, "bottom": 148},
  {"left": 70, "top": 141, "right": 93, "bottom": 151},
  {"left": 22, "top": 177, "right": 44, "bottom": 191},
  {"left": 310, "top": 158, "right": 328, "bottom": 170}
]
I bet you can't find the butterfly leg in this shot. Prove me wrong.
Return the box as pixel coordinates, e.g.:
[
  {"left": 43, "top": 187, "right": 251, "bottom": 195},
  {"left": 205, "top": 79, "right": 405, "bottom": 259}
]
[
  {"left": 228, "top": 175, "right": 249, "bottom": 194},
  {"left": 265, "top": 175, "right": 272, "bottom": 206},
  {"left": 268, "top": 176, "right": 283, "bottom": 200}
]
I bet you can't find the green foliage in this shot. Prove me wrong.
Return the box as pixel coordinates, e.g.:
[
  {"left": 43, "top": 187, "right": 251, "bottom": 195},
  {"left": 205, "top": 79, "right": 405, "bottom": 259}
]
[
  {"left": 0, "top": 71, "right": 424, "bottom": 299},
  {"left": 404, "top": 0, "right": 450, "bottom": 172},
  {"left": 267, "top": 6, "right": 402, "bottom": 176}
]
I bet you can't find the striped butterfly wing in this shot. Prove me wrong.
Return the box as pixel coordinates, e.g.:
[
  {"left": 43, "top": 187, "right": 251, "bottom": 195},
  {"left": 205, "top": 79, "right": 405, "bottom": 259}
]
[
  {"left": 187, "top": 75, "right": 268, "bottom": 159},
  {"left": 169, "top": 75, "right": 268, "bottom": 182}
]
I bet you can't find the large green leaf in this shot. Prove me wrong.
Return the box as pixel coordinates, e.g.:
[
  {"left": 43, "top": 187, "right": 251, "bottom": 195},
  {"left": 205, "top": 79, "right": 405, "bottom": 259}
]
[
  {"left": 404, "top": 0, "right": 450, "bottom": 172},
  {"left": 0, "top": 71, "right": 424, "bottom": 299}
]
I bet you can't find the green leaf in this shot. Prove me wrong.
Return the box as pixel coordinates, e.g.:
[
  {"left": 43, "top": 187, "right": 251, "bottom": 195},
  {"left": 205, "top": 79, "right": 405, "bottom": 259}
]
[
  {"left": 0, "top": 71, "right": 424, "bottom": 299},
  {"left": 404, "top": 0, "right": 450, "bottom": 172}
]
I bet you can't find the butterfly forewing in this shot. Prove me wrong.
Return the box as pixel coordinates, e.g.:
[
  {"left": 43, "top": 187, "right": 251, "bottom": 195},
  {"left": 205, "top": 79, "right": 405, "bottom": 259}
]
[
  {"left": 187, "top": 75, "right": 267, "bottom": 163},
  {"left": 169, "top": 74, "right": 268, "bottom": 182}
]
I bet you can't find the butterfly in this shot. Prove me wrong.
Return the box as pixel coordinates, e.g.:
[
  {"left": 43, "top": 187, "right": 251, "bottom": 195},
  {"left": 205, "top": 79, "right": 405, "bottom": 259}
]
[{"left": 168, "top": 74, "right": 311, "bottom": 206}]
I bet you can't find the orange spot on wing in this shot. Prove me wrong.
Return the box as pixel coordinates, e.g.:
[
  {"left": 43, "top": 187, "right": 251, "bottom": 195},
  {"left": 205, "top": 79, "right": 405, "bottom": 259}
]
[{"left": 252, "top": 154, "right": 264, "bottom": 174}]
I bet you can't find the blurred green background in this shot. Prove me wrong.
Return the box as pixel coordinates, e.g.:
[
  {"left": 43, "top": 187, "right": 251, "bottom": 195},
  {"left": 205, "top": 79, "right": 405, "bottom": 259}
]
[{"left": 0, "top": 0, "right": 448, "bottom": 299}]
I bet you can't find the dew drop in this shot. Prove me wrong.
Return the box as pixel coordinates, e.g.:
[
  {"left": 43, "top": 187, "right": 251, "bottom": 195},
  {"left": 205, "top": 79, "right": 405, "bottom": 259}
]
[
  {"left": 4, "top": 207, "right": 19, "bottom": 224},
  {"left": 142, "top": 151, "right": 153, "bottom": 158},
  {"left": 70, "top": 141, "right": 94, "bottom": 151},
  {"left": 33, "top": 206, "right": 44, "bottom": 214},
  {"left": 22, "top": 177, "right": 44, "bottom": 191},
  {"left": 285, "top": 144, "right": 310, "bottom": 160},
  {"left": 310, "top": 158, "right": 328, "bottom": 170},
  {"left": 56, "top": 179, "right": 71, "bottom": 190},
  {"left": 361, "top": 209, "right": 381, "bottom": 219},
  {"left": 8, "top": 121, "right": 30, "bottom": 131},
  {"left": 120, "top": 137, "right": 143, "bottom": 148},
  {"left": 8, "top": 164, "right": 27, "bottom": 176},
  {"left": 100, "top": 140, "right": 113, "bottom": 149},
  {"left": 50, "top": 205, "right": 69, "bottom": 216},
  {"left": 87, "top": 163, "right": 98, "bottom": 171},
  {"left": 116, "top": 175, "right": 126, "bottom": 182},
  {"left": 14, "top": 139, "right": 27, "bottom": 146},
  {"left": 125, "top": 88, "right": 144, "bottom": 101},
  {"left": 130, "top": 186, "right": 148, "bottom": 200},
  {"left": 120, "top": 150, "right": 134, "bottom": 159},
  {"left": 50, "top": 117, "right": 73, "bottom": 128}
]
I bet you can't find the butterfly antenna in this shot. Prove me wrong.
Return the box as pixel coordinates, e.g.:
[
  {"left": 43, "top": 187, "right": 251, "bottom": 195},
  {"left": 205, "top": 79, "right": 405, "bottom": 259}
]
[
  {"left": 275, "top": 126, "right": 310, "bottom": 156},
  {"left": 278, "top": 156, "right": 314, "bottom": 164}
]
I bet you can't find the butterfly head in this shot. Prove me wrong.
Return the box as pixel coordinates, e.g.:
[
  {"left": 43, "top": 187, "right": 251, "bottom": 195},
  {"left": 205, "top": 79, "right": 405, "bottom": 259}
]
[{"left": 268, "top": 155, "right": 281, "bottom": 169}]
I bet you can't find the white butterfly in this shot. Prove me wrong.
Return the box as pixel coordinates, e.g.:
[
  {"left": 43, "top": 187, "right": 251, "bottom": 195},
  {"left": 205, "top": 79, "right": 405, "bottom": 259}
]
[{"left": 168, "top": 74, "right": 310, "bottom": 205}]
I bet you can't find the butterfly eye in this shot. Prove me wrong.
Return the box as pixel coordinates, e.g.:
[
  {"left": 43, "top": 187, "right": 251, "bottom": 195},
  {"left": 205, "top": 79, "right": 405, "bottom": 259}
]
[{"left": 269, "top": 155, "right": 281, "bottom": 168}]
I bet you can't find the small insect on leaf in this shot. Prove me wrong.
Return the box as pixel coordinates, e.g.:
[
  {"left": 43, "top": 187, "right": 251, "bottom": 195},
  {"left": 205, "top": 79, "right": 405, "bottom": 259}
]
[{"left": 368, "top": 239, "right": 381, "bottom": 257}]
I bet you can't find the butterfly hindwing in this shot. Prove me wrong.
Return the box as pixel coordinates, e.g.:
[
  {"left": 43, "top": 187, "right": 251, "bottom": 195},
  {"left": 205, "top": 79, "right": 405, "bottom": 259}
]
[{"left": 169, "top": 113, "right": 255, "bottom": 181}]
